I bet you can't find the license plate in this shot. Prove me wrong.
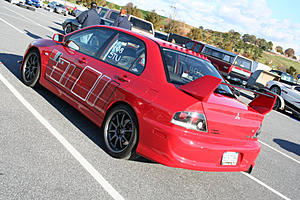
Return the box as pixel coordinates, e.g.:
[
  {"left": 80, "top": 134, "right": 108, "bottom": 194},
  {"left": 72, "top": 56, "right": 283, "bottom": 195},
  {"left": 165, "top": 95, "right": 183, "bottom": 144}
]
[{"left": 221, "top": 152, "right": 239, "bottom": 165}]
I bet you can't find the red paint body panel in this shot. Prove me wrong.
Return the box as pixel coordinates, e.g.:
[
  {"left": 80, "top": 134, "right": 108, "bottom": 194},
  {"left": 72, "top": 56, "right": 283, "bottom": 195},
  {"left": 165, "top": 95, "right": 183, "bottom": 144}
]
[
  {"left": 180, "top": 75, "right": 222, "bottom": 101},
  {"left": 20, "top": 26, "right": 273, "bottom": 172}
]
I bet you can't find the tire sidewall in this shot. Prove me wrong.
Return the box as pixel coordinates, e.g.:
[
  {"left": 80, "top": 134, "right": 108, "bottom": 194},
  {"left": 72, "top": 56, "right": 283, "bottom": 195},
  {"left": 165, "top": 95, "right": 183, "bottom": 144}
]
[
  {"left": 270, "top": 86, "right": 281, "bottom": 95},
  {"left": 64, "top": 24, "right": 72, "bottom": 35},
  {"left": 103, "top": 105, "right": 138, "bottom": 159},
  {"left": 21, "top": 50, "right": 41, "bottom": 87}
]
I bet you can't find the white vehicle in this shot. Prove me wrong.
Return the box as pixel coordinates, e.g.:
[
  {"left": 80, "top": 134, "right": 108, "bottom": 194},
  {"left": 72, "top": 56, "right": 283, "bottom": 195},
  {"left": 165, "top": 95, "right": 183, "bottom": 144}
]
[
  {"left": 266, "top": 72, "right": 300, "bottom": 117},
  {"left": 129, "top": 15, "right": 154, "bottom": 37}
]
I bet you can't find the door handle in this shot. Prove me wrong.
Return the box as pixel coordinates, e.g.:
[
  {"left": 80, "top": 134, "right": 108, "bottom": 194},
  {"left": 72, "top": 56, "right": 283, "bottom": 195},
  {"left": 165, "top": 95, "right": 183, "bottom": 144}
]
[
  {"left": 118, "top": 74, "right": 130, "bottom": 82},
  {"left": 78, "top": 57, "right": 87, "bottom": 64}
]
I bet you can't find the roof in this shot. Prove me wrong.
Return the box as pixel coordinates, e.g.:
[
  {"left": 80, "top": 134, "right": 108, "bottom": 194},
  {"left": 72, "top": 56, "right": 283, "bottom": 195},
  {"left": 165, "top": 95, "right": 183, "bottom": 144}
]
[{"left": 152, "top": 38, "right": 210, "bottom": 62}]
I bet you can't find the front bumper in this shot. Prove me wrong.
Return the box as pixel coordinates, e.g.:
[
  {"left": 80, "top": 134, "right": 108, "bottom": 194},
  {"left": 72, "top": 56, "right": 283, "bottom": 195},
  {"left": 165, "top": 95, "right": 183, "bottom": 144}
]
[{"left": 138, "top": 123, "right": 261, "bottom": 172}]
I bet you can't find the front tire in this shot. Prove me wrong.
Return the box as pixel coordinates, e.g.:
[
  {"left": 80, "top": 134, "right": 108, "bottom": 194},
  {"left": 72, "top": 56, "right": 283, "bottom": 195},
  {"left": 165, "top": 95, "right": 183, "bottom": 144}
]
[
  {"left": 21, "top": 49, "right": 41, "bottom": 87},
  {"left": 103, "top": 105, "right": 138, "bottom": 159},
  {"left": 64, "top": 23, "right": 72, "bottom": 35}
]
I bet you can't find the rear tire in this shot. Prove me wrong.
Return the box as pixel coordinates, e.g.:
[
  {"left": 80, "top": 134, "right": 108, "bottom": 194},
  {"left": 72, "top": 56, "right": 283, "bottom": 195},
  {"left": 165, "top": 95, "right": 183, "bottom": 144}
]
[
  {"left": 270, "top": 86, "right": 281, "bottom": 95},
  {"left": 103, "top": 105, "right": 138, "bottom": 159},
  {"left": 21, "top": 49, "right": 41, "bottom": 88}
]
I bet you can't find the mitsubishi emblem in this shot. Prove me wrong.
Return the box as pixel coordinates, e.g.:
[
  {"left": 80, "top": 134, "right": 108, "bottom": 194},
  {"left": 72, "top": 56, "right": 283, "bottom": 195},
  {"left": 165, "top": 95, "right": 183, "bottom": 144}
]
[{"left": 235, "top": 113, "right": 241, "bottom": 120}]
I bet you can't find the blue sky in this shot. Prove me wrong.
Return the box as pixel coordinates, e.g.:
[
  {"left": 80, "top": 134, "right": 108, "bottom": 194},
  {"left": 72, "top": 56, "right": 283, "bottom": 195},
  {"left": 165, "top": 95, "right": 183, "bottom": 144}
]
[{"left": 109, "top": 0, "right": 300, "bottom": 55}]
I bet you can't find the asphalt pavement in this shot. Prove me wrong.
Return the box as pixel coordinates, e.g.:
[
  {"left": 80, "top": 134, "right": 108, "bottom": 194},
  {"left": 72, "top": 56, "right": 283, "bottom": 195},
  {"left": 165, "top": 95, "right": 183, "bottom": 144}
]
[{"left": 0, "top": 1, "right": 299, "bottom": 199}]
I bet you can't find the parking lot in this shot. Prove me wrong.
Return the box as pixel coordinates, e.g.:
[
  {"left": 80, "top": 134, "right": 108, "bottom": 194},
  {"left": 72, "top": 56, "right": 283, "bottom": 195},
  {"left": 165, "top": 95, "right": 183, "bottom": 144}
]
[{"left": 0, "top": 1, "right": 299, "bottom": 199}]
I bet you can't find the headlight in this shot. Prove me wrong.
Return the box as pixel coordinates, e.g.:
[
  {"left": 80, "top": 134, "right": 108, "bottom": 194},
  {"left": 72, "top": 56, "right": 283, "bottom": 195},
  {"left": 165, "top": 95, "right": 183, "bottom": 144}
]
[
  {"left": 171, "top": 111, "right": 207, "bottom": 132},
  {"left": 253, "top": 124, "right": 262, "bottom": 138}
]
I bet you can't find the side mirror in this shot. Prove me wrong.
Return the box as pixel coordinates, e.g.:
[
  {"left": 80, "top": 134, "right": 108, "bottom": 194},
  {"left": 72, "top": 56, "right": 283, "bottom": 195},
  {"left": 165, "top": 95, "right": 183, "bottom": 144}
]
[{"left": 53, "top": 33, "right": 65, "bottom": 44}]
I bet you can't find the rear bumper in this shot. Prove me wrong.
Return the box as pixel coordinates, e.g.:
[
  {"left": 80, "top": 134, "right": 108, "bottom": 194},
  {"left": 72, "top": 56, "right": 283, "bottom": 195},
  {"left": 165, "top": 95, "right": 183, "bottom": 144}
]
[{"left": 138, "top": 123, "right": 261, "bottom": 172}]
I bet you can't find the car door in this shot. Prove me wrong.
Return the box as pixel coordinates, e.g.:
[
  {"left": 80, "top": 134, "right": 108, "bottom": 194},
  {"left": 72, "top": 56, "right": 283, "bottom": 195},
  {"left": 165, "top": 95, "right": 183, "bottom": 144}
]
[
  {"left": 284, "top": 86, "right": 300, "bottom": 109},
  {"left": 45, "top": 27, "right": 116, "bottom": 107},
  {"left": 88, "top": 32, "right": 147, "bottom": 114}
]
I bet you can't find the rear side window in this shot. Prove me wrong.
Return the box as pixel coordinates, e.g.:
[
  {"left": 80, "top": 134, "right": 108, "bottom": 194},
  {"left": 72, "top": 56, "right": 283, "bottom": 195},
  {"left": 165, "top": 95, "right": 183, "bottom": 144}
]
[
  {"left": 67, "top": 28, "right": 115, "bottom": 57},
  {"left": 234, "top": 57, "right": 252, "bottom": 71},
  {"left": 100, "top": 33, "right": 146, "bottom": 75}
]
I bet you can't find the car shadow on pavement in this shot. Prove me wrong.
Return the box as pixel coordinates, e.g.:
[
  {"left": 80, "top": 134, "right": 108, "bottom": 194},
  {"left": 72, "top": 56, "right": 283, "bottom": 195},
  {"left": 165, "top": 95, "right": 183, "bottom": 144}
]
[
  {"left": 24, "top": 29, "right": 42, "bottom": 40},
  {"left": 53, "top": 21, "right": 62, "bottom": 26},
  {"left": 0, "top": 52, "right": 155, "bottom": 164},
  {"left": 0, "top": 53, "right": 23, "bottom": 79},
  {"left": 48, "top": 26, "right": 65, "bottom": 35},
  {"left": 273, "top": 139, "right": 300, "bottom": 156},
  {"left": 35, "top": 88, "right": 156, "bottom": 164}
]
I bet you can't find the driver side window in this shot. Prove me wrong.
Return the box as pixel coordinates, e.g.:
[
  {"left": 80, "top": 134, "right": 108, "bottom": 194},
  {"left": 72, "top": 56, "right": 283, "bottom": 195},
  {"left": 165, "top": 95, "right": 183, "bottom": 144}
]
[{"left": 67, "top": 28, "right": 114, "bottom": 57}]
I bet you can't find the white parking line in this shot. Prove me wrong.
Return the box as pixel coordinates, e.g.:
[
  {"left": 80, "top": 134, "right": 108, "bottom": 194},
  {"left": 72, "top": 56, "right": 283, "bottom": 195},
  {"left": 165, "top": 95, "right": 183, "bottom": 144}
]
[
  {"left": 3, "top": 6, "right": 56, "bottom": 33},
  {"left": 259, "top": 140, "right": 300, "bottom": 165},
  {"left": 0, "top": 17, "right": 25, "bottom": 34},
  {"left": 0, "top": 72, "right": 125, "bottom": 200},
  {"left": 241, "top": 172, "right": 291, "bottom": 200}
]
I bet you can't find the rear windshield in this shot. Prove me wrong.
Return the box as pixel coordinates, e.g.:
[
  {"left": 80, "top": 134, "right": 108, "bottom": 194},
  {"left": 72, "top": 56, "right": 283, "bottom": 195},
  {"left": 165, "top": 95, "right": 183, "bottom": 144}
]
[
  {"left": 99, "top": 8, "right": 108, "bottom": 17},
  {"left": 202, "top": 46, "right": 235, "bottom": 64},
  {"left": 281, "top": 73, "right": 294, "bottom": 83},
  {"left": 109, "top": 12, "right": 119, "bottom": 20},
  {"left": 162, "top": 48, "right": 233, "bottom": 95},
  {"left": 130, "top": 17, "right": 153, "bottom": 33},
  {"left": 234, "top": 56, "right": 252, "bottom": 71}
]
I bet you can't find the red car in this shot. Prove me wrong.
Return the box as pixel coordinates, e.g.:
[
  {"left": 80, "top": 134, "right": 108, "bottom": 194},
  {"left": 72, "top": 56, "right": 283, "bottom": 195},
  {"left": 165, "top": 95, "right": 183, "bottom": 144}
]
[{"left": 21, "top": 26, "right": 276, "bottom": 172}]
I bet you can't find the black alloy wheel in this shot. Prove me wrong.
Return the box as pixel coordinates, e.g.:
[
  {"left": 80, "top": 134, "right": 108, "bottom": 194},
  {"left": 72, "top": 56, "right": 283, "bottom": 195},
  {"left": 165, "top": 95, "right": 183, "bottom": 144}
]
[
  {"left": 103, "top": 105, "right": 138, "bottom": 159},
  {"left": 64, "top": 23, "right": 72, "bottom": 35},
  {"left": 21, "top": 49, "right": 41, "bottom": 88}
]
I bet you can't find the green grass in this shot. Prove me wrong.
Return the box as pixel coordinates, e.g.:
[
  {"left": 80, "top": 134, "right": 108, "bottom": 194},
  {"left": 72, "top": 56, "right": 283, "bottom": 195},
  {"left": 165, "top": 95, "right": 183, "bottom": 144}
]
[{"left": 258, "top": 52, "right": 300, "bottom": 75}]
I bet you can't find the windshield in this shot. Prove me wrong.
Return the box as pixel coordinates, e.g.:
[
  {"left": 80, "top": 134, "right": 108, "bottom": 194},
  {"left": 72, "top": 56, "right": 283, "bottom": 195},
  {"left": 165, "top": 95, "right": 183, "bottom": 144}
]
[
  {"left": 234, "top": 56, "right": 252, "bottom": 71},
  {"left": 130, "top": 17, "right": 153, "bottom": 33},
  {"left": 162, "top": 48, "right": 234, "bottom": 96}
]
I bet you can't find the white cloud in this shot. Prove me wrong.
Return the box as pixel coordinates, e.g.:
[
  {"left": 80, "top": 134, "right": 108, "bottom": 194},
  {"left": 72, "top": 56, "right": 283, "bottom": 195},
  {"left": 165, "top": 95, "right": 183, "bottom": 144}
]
[{"left": 109, "top": 0, "right": 300, "bottom": 54}]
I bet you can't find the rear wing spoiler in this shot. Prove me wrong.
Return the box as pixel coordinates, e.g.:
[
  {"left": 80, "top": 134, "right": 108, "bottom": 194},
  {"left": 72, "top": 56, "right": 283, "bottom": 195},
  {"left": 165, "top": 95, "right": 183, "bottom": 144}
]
[
  {"left": 221, "top": 82, "right": 277, "bottom": 115},
  {"left": 180, "top": 75, "right": 276, "bottom": 115}
]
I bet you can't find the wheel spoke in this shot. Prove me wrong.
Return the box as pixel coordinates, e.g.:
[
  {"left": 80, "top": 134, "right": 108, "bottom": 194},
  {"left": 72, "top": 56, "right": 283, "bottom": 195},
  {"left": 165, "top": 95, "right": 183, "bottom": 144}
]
[
  {"left": 114, "top": 137, "right": 119, "bottom": 148},
  {"left": 110, "top": 133, "right": 117, "bottom": 142},
  {"left": 123, "top": 119, "right": 131, "bottom": 127},
  {"left": 110, "top": 121, "right": 118, "bottom": 129},
  {"left": 120, "top": 113, "right": 125, "bottom": 126},
  {"left": 124, "top": 130, "right": 133, "bottom": 133},
  {"left": 121, "top": 135, "right": 129, "bottom": 145},
  {"left": 119, "top": 138, "right": 123, "bottom": 149},
  {"left": 116, "top": 114, "right": 120, "bottom": 126}
]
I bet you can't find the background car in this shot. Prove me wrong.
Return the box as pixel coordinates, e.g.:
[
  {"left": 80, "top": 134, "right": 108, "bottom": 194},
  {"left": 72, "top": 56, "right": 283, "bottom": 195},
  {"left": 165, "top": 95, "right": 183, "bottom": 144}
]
[
  {"left": 20, "top": 25, "right": 275, "bottom": 173},
  {"left": 54, "top": 3, "right": 68, "bottom": 16},
  {"left": 266, "top": 72, "right": 300, "bottom": 117},
  {"left": 25, "top": 0, "right": 40, "bottom": 8}
]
